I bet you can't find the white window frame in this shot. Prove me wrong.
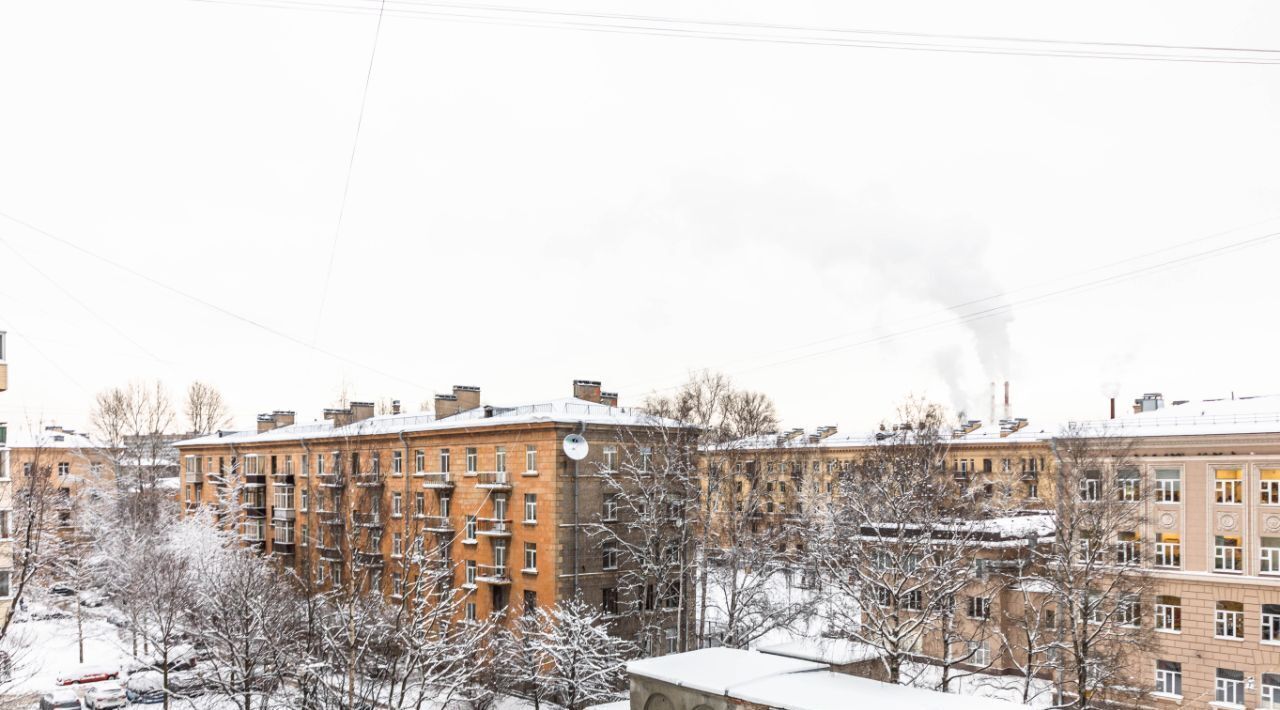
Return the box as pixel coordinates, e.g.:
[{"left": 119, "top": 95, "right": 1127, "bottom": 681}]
[
  {"left": 1155, "top": 600, "right": 1181, "bottom": 632},
  {"left": 1262, "top": 674, "right": 1280, "bottom": 709},
  {"left": 1154, "top": 537, "right": 1181, "bottom": 568},
  {"left": 466, "top": 448, "right": 477, "bottom": 473},
  {"left": 1155, "top": 661, "right": 1182, "bottom": 697},
  {"left": 1263, "top": 604, "right": 1280, "bottom": 643},
  {"left": 525, "top": 445, "right": 537, "bottom": 473},
  {"left": 1264, "top": 543, "right": 1280, "bottom": 575},
  {"left": 524, "top": 542, "right": 537, "bottom": 572},
  {"left": 1216, "top": 669, "right": 1245, "bottom": 706},
  {"left": 392, "top": 451, "right": 403, "bottom": 476},
  {"left": 1215, "top": 605, "right": 1245, "bottom": 639},
  {"left": 603, "top": 445, "right": 618, "bottom": 473},
  {"left": 391, "top": 492, "right": 403, "bottom": 517},
  {"left": 1215, "top": 537, "right": 1243, "bottom": 573},
  {"left": 495, "top": 446, "right": 507, "bottom": 473},
  {"left": 603, "top": 496, "right": 618, "bottom": 522},
  {"left": 524, "top": 493, "right": 537, "bottom": 523},
  {"left": 415, "top": 449, "right": 425, "bottom": 474},
  {"left": 1216, "top": 471, "right": 1243, "bottom": 504}
]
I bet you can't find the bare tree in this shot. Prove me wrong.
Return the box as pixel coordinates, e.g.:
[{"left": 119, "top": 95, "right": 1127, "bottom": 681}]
[
  {"left": 801, "top": 400, "right": 996, "bottom": 685},
  {"left": 91, "top": 381, "right": 176, "bottom": 525},
  {"left": 4, "top": 435, "right": 65, "bottom": 639},
  {"left": 533, "top": 597, "right": 630, "bottom": 710},
  {"left": 1039, "top": 425, "right": 1154, "bottom": 709},
  {"left": 134, "top": 547, "right": 196, "bottom": 710},
  {"left": 185, "top": 381, "right": 231, "bottom": 435}
]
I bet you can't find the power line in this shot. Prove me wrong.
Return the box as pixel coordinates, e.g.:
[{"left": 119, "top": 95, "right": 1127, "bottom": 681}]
[
  {"left": 314, "top": 0, "right": 389, "bottom": 344},
  {"left": 0, "top": 210, "right": 435, "bottom": 393},
  {"left": 183, "top": 0, "right": 1280, "bottom": 65}
]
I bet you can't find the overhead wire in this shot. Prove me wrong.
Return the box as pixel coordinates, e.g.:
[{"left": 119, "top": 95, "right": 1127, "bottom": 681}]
[{"left": 182, "top": 0, "right": 1280, "bottom": 65}]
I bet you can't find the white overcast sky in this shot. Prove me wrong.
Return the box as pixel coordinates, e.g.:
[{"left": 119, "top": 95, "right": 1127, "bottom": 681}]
[{"left": 2, "top": 0, "right": 1280, "bottom": 435}]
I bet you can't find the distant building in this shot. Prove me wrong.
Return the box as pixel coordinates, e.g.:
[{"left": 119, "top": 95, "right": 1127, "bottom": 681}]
[
  {"left": 0, "top": 331, "right": 15, "bottom": 624},
  {"left": 5, "top": 425, "right": 109, "bottom": 535}
]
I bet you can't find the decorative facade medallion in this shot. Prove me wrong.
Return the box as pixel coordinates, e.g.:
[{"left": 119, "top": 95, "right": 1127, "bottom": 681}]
[
  {"left": 1266, "top": 515, "right": 1280, "bottom": 533},
  {"left": 1159, "top": 512, "right": 1176, "bottom": 529},
  {"left": 1219, "top": 512, "right": 1238, "bottom": 531}
]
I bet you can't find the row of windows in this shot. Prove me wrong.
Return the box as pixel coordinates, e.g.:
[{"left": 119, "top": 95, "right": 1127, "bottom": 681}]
[
  {"left": 1154, "top": 662, "right": 1280, "bottom": 707},
  {"left": 1089, "top": 531, "right": 1280, "bottom": 574},
  {"left": 1077, "top": 467, "right": 1280, "bottom": 505}
]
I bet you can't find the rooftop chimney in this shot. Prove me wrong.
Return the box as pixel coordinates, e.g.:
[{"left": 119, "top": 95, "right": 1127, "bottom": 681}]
[
  {"left": 349, "top": 401, "right": 375, "bottom": 423},
  {"left": 434, "top": 394, "right": 459, "bottom": 419},
  {"left": 1110, "top": 397, "right": 1116, "bottom": 420},
  {"left": 989, "top": 381, "right": 996, "bottom": 424},
  {"left": 453, "top": 386, "right": 481, "bottom": 412},
  {"left": 324, "top": 407, "right": 352, "bottom": 427},
  {"left": 600, "top": 391, "right": 618, "bottom": 407},
  {"left": 816, "top": 425, "right": 838, "bottom": 440},
  {"left": 257, "top": 414, "right": 274, "bottom": 433},
  {"left": 573, "top": 379, "right": 603, "bottom": 403},
  {"left": 998, "top": 418, "right": 1029, "bottom": 437},
  {"left": 272, "top": 410, "right": 295, "bottom": 429},
  {"left": 1003, "top": 381, "right": 1011, "bottom": 420},
  {"left": 391, "top": 399, "right": 401, "bottom": 415}
]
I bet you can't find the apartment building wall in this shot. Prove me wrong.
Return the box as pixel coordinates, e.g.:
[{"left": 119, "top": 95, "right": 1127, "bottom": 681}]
[
  {"left": 0, "top": 331, "right": 14, "bottom": 626},
  {"left": 176, "top": 392, "right": 687, "bottom": 647}
]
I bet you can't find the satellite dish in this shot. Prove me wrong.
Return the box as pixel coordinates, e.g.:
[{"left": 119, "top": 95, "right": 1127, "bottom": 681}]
[{"left": 563, "top": 433, "right": 589, "bottom": 461}]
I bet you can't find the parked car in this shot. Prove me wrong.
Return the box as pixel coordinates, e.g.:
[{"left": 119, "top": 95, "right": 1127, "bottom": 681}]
[
  {"left": 56, "top": 663, "right": 118, "bottom": 686},
  {"left": 125, "top": 671, "right": 164, "bottom": 704},
  {"left": 84, "top": 682, "right": 127, "bottom": 709},
  {"left": 168, "top": 671, "right": 207, "bottom": 698},
  {"left": 39, "top": 689, "right": 82, "bottom": 709},
  {"left": 77, "top": 589, "right": 107, "bottom": 608}
]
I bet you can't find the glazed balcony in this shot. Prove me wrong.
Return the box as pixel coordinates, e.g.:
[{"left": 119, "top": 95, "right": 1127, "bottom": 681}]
[
  {"left": 475, "top": 471, "right": 511, "bottom": 490},
  {"left": 476, "top": 518, "right": 513, "bottom": 538},
  {"left": 420, "top": 473, "right": 454, "bottom": 490},
  {"left": 352, "top": 512, "right": 382, "bottom": 528},
  {"left": 185, "top": 471, "right": 202, "bottom": 484},
  {"left": 272, "top": 507, "right": 296, "bottom": 521},
  {"left": 352, "top": 473, "right": 384, "bottom": 488}
]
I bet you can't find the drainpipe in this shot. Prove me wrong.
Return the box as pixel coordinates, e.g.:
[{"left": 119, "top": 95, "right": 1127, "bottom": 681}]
[{"left": 573, "top": 420, "right": 586, "bottom": 597}]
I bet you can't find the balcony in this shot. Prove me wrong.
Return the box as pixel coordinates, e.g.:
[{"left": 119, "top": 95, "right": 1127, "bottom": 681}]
[
  {"left": 353, "top": 550, "right": 383, "bottom": 568},
  {"left": 421, "top": 515, "right": 454, "bottom": 533},
  {"left": 272, "top": 507, "right": 296, "bottom": 521},
  {"left": 352, "top": 474, "right": 384, "bottom": 488},
  {"left": 421, "top": 473, "right": 454, "bottom": 490},
  {"left": 316, "top": 510, "right": 344, "bottom": 526},
  {"left": 272, "top": 540, "right": 296, "bottom": 555},
  {"left": 475, "top": 471, "right": 512, "bottom": 490},
  {"left": 184, "top": 471, "right": 202, "bottom": 484},
  {"left": 318, "top": 473, "right": 345, "bottom": 488},
  {"left": 243, "top": 504, "right": 267, "bottom": 518},
  {"left": 476, "top": 564, "right": 511, "bottom": 585},
  {"left": 476, "top": 518, "right": 513, "bottom": 538},
  {"left": 272, "top": 470, "right": 295, "bottom": 484},
  {"left": 318, "top": 545, "right": 343, "bottom": 561},
  {"left": 245, "top": 473, "right": 267, "bottom": 487},
  {"left": 352, "top": 512, "right": 382, "bottom": 528}
]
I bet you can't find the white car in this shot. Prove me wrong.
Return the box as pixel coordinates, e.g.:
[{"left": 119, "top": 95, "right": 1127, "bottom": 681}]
[{"left": 84, "top": 681, "right": 127, "bottom": 709}]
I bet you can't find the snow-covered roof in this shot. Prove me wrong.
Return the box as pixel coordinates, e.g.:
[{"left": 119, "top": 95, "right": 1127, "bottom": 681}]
[
  {"left": 174, "top": 397, "right": 682, "bottom": 449},
  {"left": 1073, "top": 394, "right": 1280, "bottom": 439},
  {"left": 757, "top": 637, "right": 885, "bottom": 665},
  {"left": 730, "top": 670, "right": 1025, "bottom": 710},
  {"left": 718, "top": 420, "right": 1054, "bottom": 453},
  {"left": 626, "top": 647, "right": 825, "bottom": 696},
  {"left": 3, "top": 427, "right": 97, "bottom": 449}
]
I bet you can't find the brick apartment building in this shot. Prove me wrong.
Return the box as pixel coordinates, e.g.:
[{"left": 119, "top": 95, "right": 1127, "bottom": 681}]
[
  {"left": 3, "top": 425, "right": 106, "bottom": 535},
  {"left": 175, "top": 380, "right": 691, "bottom": 650},
  {"left": 0, "top": 332, "right": 15, "bottom": 622}
]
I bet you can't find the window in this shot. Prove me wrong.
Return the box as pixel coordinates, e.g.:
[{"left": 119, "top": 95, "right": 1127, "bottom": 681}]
[
  {"left": 1216, "top": 469, "right": 1243, "bottom": 504},
  {"left": 1154, "top": 533, "right": 1180, "bottom": 568},
  {"left": 524, "top": 542, "right": 537, "bottom": 571},
  {"left": 0, "top": 511, "right": 9, "bottom": 540},
  {"left": 1264, "top": 537, "right": 1280, "bottom": 574},
  {"left": 391, "top": 493, "right": 403, "bottom": 517},
  {"left": 1115, "top": 532, "right": 1140, "bottom": 566},
  {"left": 967, "top": 641, "right": 990, "bottom": 667},
  {"left": 1215, "top": 601, "right": 1245, "bottom": 639},
  {"left": 392, "top": 573, "right": 404, "bottom": 597},
  {"left": 465, "top": 516, "right": 476, "bottom": 540},
  {"left": 968, "top": 597, "right": 991, "bottom": 620},
  {"left": 1262, "top": 674, "right": 1280, "bottom": 710},
  {"left": 1025, "top": 481, "right": 1039, "bottom": 499},
  {"left": 465, "top": 602, "right": 476, "bottom": 621},
  {"left": 465, "top": 448, "right": 477, "bottom": 473},
  {"left": 440, "top": 495, "right": 450, "bottom": 518},
  {"left": 603, "top": 446, "right": 618, "bottom": 472},
  {"left": 1265, "top": 604, "right": 1280, "bottom": 643},
  {"left": 330, "top": 562, "right": 342, "bottom": 587},
  {"left": 1262, "top": 469, "right": 1280, "bottom": 505},
  {"left": 640, "top": 447, "right": 652, "bottom": 472},
  {"left": 494, "top": 495, "right": 508, "bottom": 522},
  {"left": 392, "top": 451, "right": 403, "bottom": 475},
  {"left": 1153, "top": 470, "right": 1180, "bottom": 502},
  {"left": 440, "top": 448, "right": 450, "bottom": 472},
  {"left": 392, "top": 533, "right": 403, "bottom": 557},
  {"left": 414, "top": 492, "right": 425, "bottom": 517},
  {"left": 1155, "top": 660, "right": 1182, "bottom": 697},
  {"left": 526, "top": 445, "right": 537, "bottom": 473},
  {"left": 0, "top": 570, "right": 12, "bottom": 598},
  {"left": 316, "top": 453, "right": 325, "bottom": 476},
  {"left": 603, "top": 496, "right": 618, "bottom": 522},
  {"left": 57, "top": 462, "right": 70, "bottom": 476},
  {"left": 370, "top": 452, "right": 380, "bottom": 474},
  {"left": 1118, "top": 596, "right": 1141, "bottom": 627},
  {"left": 1216, "top": 668, "right": 1245, "bottom": 706},
  {"left": 1215, "top": 535, "right": 1242, "bottom": 572},
  {"left": 523, "top": 590, "right": 537, "bottom": 614},
  {"left": 903, "top": 589, "right": 923, "bottom": 611},
  {"left": 524, "top": 494, "right": 537, "bottom": 523},
  {"left": 1155, "top": 596, "right": 1181, "bottom": 632},
  {"left": 465, "top": 560, "right": 477, "bottom": 586},
  {"left": 301, "top": 488, "right": 311, "bottom": 512},
  {"left": 274, "top": 485, "right": 295, "bottom": 510},
  {"left": 1088, "top": 594, "right": 1105, "bottom": 625},
  {"left": 1080, "top": 472, "right": 1101, "bottom": 501},
  {"left": 602, "top": 587, "right": 618, "bottom": 615},
  {"left": 602, "top": 541, "right": 618, "bottom": 570},
  {"left": 301, "top": 523, "right": 309, "bottom": 545},
  {"left": 415, "top": 449, "right": 425, "bottom": 474},
  {"left": 1116, "top": 469, "right": 1139, "bottom": 501},
  {"left": 495, "top": 446, "right": 507, "bottom": 473}
]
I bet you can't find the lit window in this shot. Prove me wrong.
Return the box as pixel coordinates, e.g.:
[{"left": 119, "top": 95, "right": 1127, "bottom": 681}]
[
  {"left": 1264, "top": 469, "right": 1280, "bottom": 505},
  {"left": 1115, "top": 532, "right": 1140, "bottom": 566},
  {"left": 1154, "top": 533, "right": 1180, "bottom": 568},
  {"left": 1216, "top": 469, "right": 1243, "bottom": 504}
]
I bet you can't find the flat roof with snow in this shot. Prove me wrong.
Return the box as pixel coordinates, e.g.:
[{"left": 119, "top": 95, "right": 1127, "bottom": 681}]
[
  {"left": 757, "top": 637, "right": 885, "bottom": 665},
  {"left": 626, "top": 647, "right": 825, "bottom": 696},
  {"left": 732, "top": 670, "right": 1026, "bottom": 710}
]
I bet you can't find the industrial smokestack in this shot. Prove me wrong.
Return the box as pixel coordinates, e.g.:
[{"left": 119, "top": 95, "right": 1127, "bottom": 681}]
[
  {"left": 989, "top": 381, "right": 996, "bottom": 424},
  {"left": 1003, "top": 380, "right": 1011, "bottom": 420},
  {"left": 1110, "top": 397, "right": 1116, "bottom": 419}
]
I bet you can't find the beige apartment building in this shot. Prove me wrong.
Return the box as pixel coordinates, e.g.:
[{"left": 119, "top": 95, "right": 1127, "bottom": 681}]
[
  {"left": 175, "top": 380, "right": 692, "bottom": 652},
  {"left": 0, "top": 332, "right": 14, "bottom": 624}
]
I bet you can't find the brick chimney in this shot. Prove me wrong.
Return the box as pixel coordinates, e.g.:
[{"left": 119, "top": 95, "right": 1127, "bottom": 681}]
[
  {"left": 573, "top": 379, "right": 603, "bottom": 403},
  {"left": 323, "top": 408, "right": 352, "bottom": 427},
  {"left": 349, "top": 401, "right": 375, "bottom": 423},
  {"left": 257, "top": 414, "right": 274, "bottom": 433},
  {"left": 434, "top": 394, "right": 459, "bottom": 419},
  {"left": 600, "top": 391, "right": 618, "bottom": 407},
  {"left": 391, "top": 399, "right": 401, "bottom": 415},
  {"left": 453, "top": 386, "right": 481, "bottom": 412}
]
